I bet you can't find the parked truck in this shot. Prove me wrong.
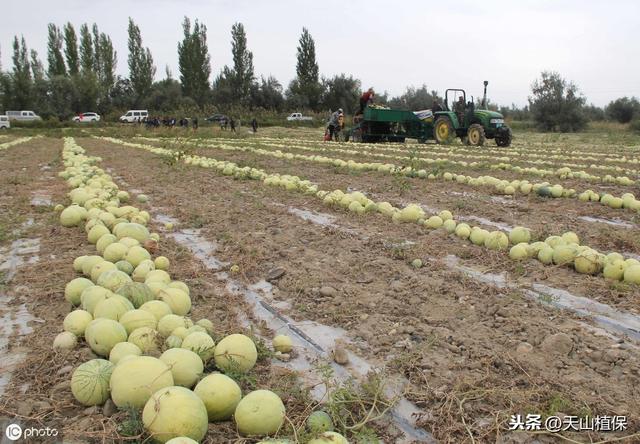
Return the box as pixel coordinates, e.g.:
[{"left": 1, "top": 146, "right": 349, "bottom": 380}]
[
  {"left": 6, "top": 111, "right": 42, "bottom": 121},
  {"left": 286, "top": 112, "right": 313, "bottom": 121}
]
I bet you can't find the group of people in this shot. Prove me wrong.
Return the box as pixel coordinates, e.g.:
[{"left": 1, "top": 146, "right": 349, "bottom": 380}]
[{"left": 143, "top": 116, "right": 198, "bottom": 129}]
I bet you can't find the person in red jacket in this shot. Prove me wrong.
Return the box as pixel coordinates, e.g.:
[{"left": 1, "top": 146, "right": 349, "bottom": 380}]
[{"left": 358, "top": 87, "right": 375, "bottom": 114}]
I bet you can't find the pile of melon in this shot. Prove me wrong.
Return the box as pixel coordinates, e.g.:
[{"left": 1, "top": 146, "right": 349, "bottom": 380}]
[{"left": 55, "top": 138, "right": 308, "bottom": 443}]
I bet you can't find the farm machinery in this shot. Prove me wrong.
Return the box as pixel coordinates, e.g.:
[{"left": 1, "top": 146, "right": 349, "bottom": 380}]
[{"left": 346, "top": 81, "right": 512, "bottom": 147}]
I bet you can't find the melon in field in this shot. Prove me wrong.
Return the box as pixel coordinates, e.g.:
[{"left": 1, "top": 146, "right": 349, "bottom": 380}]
[
  {"left": 63, "top": 309, "right": 93, "bottom": 337},
  {"left": 96, "top": 233, "right": 117, "bottom": 254},
  {"left": 159, "top": 348, "right": 204, "bottom": 388},
  {"left": 115, "top": 222, "right": 150, "bottom": 243},
  {"left": 90, "top": 260, "right": 117, "bottom": 283},
  {"left": 624, "top": 265, "right": 640, "bottom": 284},
  {"left": 168, "top": 281, "right": 190, "bottom": 296},
  {"left": 425, "top": 215, "right": 443, "bottom": 229},
  {"left": 509, "top": 227, "right": 531, "bottom": 244},
  {"left": 235, "top": 390, "right": 285, "bottom": 436},
  {"left": 182, "top": 332, "right": 216, "bottom": 362},
  {"left": 552, "top": 245, "right": 577, "bottom": 266},
  {"left": 195, "top": 318, "right": 213, "bottom": 334},
  {"left": 115, "top": 260, "right": 134, "bottom": 275},
  {"left": 158, "top": 314, "right": 193, "bottom": 337},
  {"left": 574, "top": 249, "right": 602, "bottom": 275},
  {"left": 128, "top": 327, "right": 161, "bottom": 354},
  {"left": 454, "top": 223, "right": 471, "bottom": 239},
  {"left": 104, "top": 242, "right": 128, "bottom": 262},
  {"left": 73, "top": 255, "right": 88, "bottom": 273},
  {"left": 509, "top": 243, "right": 529, "bottom": 261},
  {"left": 84, "top": 318, "right": 128, "bottom": 356},
  {"left": 97, "top": 269, "right": 132, "bottom": 292},
  {"left": 165, "top": 438, "right": 199, "bottom": 444},
  {"left": 193, "top": 373, "right": 242, "bottom": 422},
  {"left": 484, "top": 231, "right": 509, "bottom": 251},
  {"left": 109, "top": 341, "right": 142, "bottom": 364},
  {"left": 214, "top": 334, "right": 257, "bottom": 373},
  {"left": 132, "top": 260, "right": 156, "bottom": 282},
  {"left": 65, "top": 277, "right": 94, "bottom": 306},
  {"left": 537, "top": 246, "right": 554, "bottom": 265},
  {"left": 88, "top": 224, "right": 110, "bottom": 244},
  {"left": 438, "top": 210, "right": 453, "bottom": 221},
  {"left": 60, "top": 205, "right": 84, "bottom": 227},
  {"left": 93, "top": 295, "right": 134, "bottom": 320},
  {"left": 81, "top": 255, "right": 104, "bottom": 276},
  {"left": 125, "top": 246, "right": 152, "bottom": 268},
  {"left": 71, "top": 359, "right": 114, "bottom": 406},
  {"left": 308, "top": 432, "right": 349, "bottom": 444},
  {"left": 142, "top": 386, "right": 208, "bottom": 443},
  {"left": 272, "top": 334, "right": 293, "bottom": 353},
  {"left": 159, "top": 288, "right": 191, "bottom": 316},
  {"left": 117, "top": 281, "right": 155, "bottom": 308},
  {"left": 81, "top": 285, "right": 112, "bottom": 315},
  {"left": 119, "top": 309, "right": 158, "bottom": 335},
  {"left": 603, "top": 261, "right": 625, "bottom": 281},
  {"left": 307, "top": 411, "right": 334, "bottom": 433},
  {"left": 146, "top": 269, "right": 172, "bottom": 285},
  {"left": 165, "top": 335, "right": 183, "bottom": 349},
  {"left": 442, "top": 219, "right": 457, "bottom": 234},
  {"left": 53, "top": 331, "right": 77, "bottom": 350},
  {"left": 110, "top": 356, "right": 174, "bottom": 409},
  {"left": 561, "top": 231, "right": 580, "bottom": 245},
  {"left": 140, "top": 300, "right": 173, "bottom": 321}
]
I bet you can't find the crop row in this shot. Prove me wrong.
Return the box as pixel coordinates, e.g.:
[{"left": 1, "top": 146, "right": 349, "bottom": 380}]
[
  {"left": 102, "top": 137, "right": 640, "bottom": 285},
  {"left": 0, "top": 136, "right": 33, "bottom": 151},
  {"left": 210, "top": 136, "right": 640, "bottom": 177},
  {"left": 52, "top": 138, "right": 344, "bottom": 443},
  {"left": 150, "top": 136, "right": 637, "bottom": 186},
  {"left": 139, "top": 137, "right": 640, "bottom": 215}
]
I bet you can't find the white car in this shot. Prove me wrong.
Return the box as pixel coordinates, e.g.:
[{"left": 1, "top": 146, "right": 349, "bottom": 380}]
[
  {"left": 6, "top": 110, "right": 41, "bottom": 121},
  {"left": 120, "top": 110, "right": 149, "bottom": 123},
  {"left": 0, "top": 115, "right": 9, "bottom": 129},
  {"left": 286, "top": 112, "right": 313, "bottom": 121},
  {"left": 72, "top": 112, "right": 101, "bottom": 123}
]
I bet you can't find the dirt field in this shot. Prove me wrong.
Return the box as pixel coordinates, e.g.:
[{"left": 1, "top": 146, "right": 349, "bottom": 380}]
[{"left": 1, "top": 130, "right": 639, "bottom": 443}]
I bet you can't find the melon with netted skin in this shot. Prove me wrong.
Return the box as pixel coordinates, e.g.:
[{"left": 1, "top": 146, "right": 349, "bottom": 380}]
[
  {"left": 71, "top": 359, "right": 114, "bottom": 406},
  {"left": 128, "top": 327, "right": 161, "bottom": 354}
]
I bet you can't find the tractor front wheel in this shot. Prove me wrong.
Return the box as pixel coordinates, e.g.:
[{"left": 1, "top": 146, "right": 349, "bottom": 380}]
[
  {"left": 495, "top": 127, "right": 512, "bottom": 147},
  {"left": 434, "top": 117, "right": 454, "bottom": 144},
  {"left": 466, "top": 123, "right": 486, "bottom": 146}
]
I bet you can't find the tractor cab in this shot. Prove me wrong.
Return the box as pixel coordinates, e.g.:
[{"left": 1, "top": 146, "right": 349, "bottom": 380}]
[{"left": 433, "top": 81, "right": 512, "bottom": 147}]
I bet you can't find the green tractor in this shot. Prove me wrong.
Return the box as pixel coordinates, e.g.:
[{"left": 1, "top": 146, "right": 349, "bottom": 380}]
[{"left": 433, "top": 81, "right": 512, "bottom": 147}]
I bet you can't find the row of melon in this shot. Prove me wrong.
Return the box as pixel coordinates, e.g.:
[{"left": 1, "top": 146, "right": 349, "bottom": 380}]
[
  {"left": 131, "top": 136, "right": 639, "bottom": 215},
  {"left": 0, "top": 136, "right": 33, "bottom": 151},
  {"left": 101, "top": 137, "right": 640, "bottom": 284},
  {"left": 159, "top": 134, "right": 638, "bottom": 184},
  {"left": 225, "top": 134, "right": 640, "bottom": 169},
  {"left": 55, "top": 138, "right": 348, "bottom": 443}
]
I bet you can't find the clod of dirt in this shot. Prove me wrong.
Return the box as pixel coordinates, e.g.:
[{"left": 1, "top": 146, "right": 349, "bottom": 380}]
[
  {"left": 516, "top": 342, "right": 533, "bottom": 355},
  {"left": 16, "top": 401, "right": 33, "bottom": 416},
  {"left": 274, "top": 351, "right": 291, "bottom": 362},
  {"left": 319, "top": 286, "right": 337, "bottom": 298},
  {"left": 56, "top": 365, "right": 74, "bottom": 376},
  {"left": 102, "top": 399, "right": 117, "bottom": 417},
  {"left": 540, "top": 333, "right": 573, "bottom": 355},
  {"left": 266, "top": 267, "right": 286, "bottom": 282},
  {"left": 333, "top": 342, "right": 350, "bottom": 365}
]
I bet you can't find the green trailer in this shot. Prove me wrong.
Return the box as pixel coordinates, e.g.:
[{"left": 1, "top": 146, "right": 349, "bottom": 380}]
[{"left": 346, "top": 81, "right": 512, "bottom": 147}]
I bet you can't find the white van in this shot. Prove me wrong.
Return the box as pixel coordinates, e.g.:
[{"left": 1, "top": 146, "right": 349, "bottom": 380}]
[
  {"left": 6, "top": 111, "right": 41, "bottom": 121},
  {"left": 0, "top": 115, "right": 10, "bottom": 129},
  {"left": 119, "top": 110, "right": 149, "bottom": 123}
]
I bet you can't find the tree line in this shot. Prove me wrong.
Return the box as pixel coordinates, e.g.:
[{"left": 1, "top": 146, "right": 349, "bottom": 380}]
[{"left": 0, "top": 18, "right": 638, "bottom": 132}]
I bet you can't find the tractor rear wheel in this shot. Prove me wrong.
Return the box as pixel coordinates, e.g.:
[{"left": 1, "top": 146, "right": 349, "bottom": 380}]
[
  {"left": 495, "top": 127, "right": 512, "bottom": 147},
  {"left": 466, "top": 123, "right": 486, "bottom": 146},
  {"left": 434, "top": 117, "right": 454, "bottom": 144}
]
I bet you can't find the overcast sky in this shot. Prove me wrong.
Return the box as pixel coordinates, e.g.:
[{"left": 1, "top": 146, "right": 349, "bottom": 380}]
[{"left": 1, "top": 0, "right": 639, "bottom": 107}]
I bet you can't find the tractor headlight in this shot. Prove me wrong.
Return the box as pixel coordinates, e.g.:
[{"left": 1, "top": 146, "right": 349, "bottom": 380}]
[{"left": 490, "top": 118, "right": 504, "bottom": 124}]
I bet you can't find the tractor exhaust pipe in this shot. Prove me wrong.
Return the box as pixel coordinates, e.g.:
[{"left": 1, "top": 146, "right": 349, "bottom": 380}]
[{"left": 482, "top": 80, "right": 488, "bottom": 109}]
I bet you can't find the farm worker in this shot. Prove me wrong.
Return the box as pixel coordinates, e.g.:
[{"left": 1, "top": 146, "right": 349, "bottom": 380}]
[
  {"left": 432, "top": 99, "right": 443, "bottom": 113},
  {"left": 192, "top": 117, "right": 198, "bottom": 130},
  {"left": 251, "top": 118, "right": 258, "bottom": 133},
  {"left": 455, "top": 96, "right": 466, "bottom": 125},
  {"left": 230, "top": 118, "right": 236, "bottom": 133},
  {"left": 327, "top": 109, "right": 343, "bottom": 141},
  {"left": 358, "top": 87, "right": 375, "bottom": 114}
]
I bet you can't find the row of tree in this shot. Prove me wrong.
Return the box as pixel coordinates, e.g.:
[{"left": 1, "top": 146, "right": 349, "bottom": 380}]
[{"left": 0, "top": 18, "right": 638, "bottom": 131}]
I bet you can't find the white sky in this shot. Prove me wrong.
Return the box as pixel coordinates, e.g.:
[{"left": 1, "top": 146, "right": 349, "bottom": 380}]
[{"left": 1, "top": 0, "right": 639, "bottom": 107}]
